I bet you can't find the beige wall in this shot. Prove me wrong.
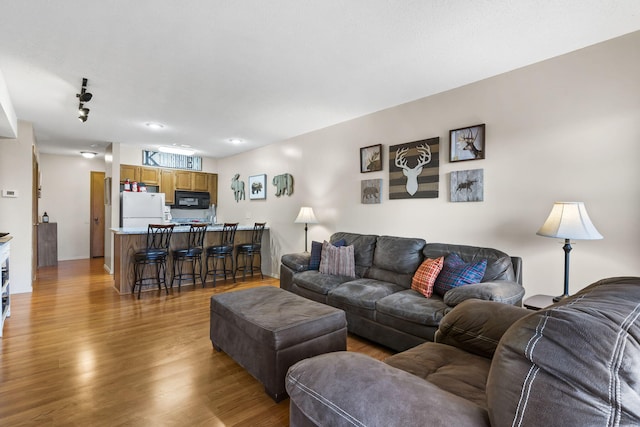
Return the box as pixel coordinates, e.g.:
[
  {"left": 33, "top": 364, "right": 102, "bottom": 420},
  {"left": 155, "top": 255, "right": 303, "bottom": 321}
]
[
  {"left": 38, "top": 153, "right": 105, "bottom": 260},
  {"left": 0, "top": 121, "right": 35, "bottom": 293},
  {"left": 216, "top": 32, "right": 640, "bottom": 297}
]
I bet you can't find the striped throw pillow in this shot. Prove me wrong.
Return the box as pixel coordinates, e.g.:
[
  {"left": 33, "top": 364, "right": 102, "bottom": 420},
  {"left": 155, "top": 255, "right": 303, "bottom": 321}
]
[
  {"left": 319, "top": 240, "right": 356, "bottom": 278},
  {"left": 434, "top": 253, "right": 487, "bottom": 297},
  {"left": 411, "top": 257, "right": 444, "bottom": 298}
]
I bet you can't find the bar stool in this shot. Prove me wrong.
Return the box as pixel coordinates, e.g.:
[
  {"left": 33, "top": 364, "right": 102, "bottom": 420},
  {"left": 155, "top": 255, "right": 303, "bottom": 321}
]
[
  {"left": 204, "top": 222, "right": 238, "bottom": 287},
  {"left": 235, "top": 222, "right": 266, "bottom": 281},
  {"left": 171, "top": 223, "right": 208, "bottom": 291},
  {"left": 132, "top": 224, "right": 175, "bottom": 299}
]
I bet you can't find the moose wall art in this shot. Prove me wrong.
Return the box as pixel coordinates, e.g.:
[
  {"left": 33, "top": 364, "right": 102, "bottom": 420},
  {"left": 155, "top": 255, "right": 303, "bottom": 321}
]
[
  {"left": 450, "top": 169, "right": 483, "bottom": 202},
  {"left": 231, "top": 173, "right": 245, "bottom": 203},
  {"left": 389, "top": 137, "right": 439, "bottom": 199}
]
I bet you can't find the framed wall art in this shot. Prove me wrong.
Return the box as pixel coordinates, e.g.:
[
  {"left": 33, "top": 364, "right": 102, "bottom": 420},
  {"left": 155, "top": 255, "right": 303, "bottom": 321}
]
[
  {"left": 360, "top": 144, "right": 382, "bottom": 173},
  {"left": 248, "top": 174, "right": 267, "bottom": 200},
  {"left": 361, "top": 179, "right": 382, "bottom": 204},
  {"left": 449, "top": 123, "right": 485, "bottom": 162},
  {"left": 389, "top": 137, "right": 439, "bottom": 199},
  {"left": 450, "top": 169, "right": 484, "bottom": 202}
]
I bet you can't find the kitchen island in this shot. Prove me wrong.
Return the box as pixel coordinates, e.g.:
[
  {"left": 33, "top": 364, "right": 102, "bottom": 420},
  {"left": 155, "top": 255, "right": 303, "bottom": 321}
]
[{"left": 111, "top": 224, "right": 269, "bottom": 295}]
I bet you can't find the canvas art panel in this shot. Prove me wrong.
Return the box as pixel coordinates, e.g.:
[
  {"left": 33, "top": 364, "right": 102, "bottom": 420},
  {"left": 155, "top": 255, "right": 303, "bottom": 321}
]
[
  {"left": 360, "top": 144, "right": 382, "bottom": 173},
  {"left": 361, "top": 179, "right": 382, "bottom": 204},
  {"left": 450, "top": 169, "right": 484, "bottom": 202},
  {"left": 388, "top": 137, "right": 439, "bottom": 199},
  {"left": 248, "top": 174, "right": 267, "bottom": 200},
  {"left": 449, "top": 124, "right": 485, "bottom": 162}
]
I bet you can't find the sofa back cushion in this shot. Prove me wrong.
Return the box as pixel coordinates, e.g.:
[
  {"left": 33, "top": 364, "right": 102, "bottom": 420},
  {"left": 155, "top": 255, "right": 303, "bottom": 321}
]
[
  {"left": 365, "top": 235, "right": 426, "bottom": 288},
  {"left": 330, "top": 232, "right": 378, "bottom": 278},
  {"left": 422, "top": 243, "right": 515, "bottom": 282},
  {"left": 487, "top": 276, "right": 640, "bottom": 426}
]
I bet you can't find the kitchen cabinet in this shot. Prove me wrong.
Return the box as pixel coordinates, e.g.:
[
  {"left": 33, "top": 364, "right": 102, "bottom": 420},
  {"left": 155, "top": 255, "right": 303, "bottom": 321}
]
[
  {"left": 161, "top": 169, "right": 176, "bottom": 205},
  {"left": 120, "top": 164, "right": 138, "bottom": 182},
  {"left": 120, "top": 165, "right": 160, "bottom": 185},
  {"left": 37, "top": 223, "right": 58, "bottom": 267},
  {"left": 192, "top": 172, "right": 209, "bottom": 192},
  {"left": 208, "top": 173, "right": 218, "bottom": 206}
]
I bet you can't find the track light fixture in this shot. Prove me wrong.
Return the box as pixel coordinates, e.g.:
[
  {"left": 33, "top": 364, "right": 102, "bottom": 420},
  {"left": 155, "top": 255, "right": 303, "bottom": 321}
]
[{"left": 76, "top": 78, "right": 93, "bottom": 122}]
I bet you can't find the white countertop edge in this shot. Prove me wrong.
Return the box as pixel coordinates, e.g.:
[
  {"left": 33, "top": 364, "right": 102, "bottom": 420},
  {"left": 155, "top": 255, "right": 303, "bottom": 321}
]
[{"left": 111, "top": 225, "right": 268, "bottom": 235}]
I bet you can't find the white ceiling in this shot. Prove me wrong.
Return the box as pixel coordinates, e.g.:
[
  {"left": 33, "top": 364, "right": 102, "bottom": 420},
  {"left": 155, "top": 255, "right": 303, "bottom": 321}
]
[{"left": 0, "top": 1, "right": 639, "bottom": 159}]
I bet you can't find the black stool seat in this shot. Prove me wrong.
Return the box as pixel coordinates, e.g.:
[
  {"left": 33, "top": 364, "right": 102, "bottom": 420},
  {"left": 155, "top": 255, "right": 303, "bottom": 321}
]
[
  {"left": 172, "top": 224, "right": 208, "bottom": 291},
  {"left": 235, "top": 222, "right": 266, "bottom": 281},
  {"left": 205, "top": 223, "right": 238, "bottom": 287},
  {"left": 132, "top": 224, "right": 175, "bottom": 299}
]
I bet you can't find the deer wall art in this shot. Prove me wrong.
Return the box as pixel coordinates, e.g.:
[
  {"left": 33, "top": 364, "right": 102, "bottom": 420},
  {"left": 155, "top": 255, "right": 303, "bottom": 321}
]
[{"left": 389, "top": 138, "right": 439, "bottom": 199}]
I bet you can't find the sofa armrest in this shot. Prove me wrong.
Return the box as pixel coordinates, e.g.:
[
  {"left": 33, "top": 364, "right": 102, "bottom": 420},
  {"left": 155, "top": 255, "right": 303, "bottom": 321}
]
[
  {"left": 286, "top": 352, "right": 489, "bottom": 427},
  {"left": 281, "top": 253, "right": 311, "bottom": 272},
  {"left": 435, "top": 299, "right": 530, "bottom": 358},
  {"left": 443, "top": 280, "right": 525, "bottom": 307}
]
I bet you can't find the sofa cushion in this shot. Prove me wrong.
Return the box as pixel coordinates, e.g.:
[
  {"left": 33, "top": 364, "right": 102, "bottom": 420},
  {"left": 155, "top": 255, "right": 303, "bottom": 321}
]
[
  {"left": 376, "top": 289, "right": 448, "bottom": 329},
  {"left": 385, "top": 341, "right": 492, "bottom": 409},
  {"left": 294, "top": 270, "right": 354, "bottom": 296},
  {"left": 411, "top": 257, "right": 444, "bottom": 298},
  {"left": 319, "top": 241, "right": 356, "bottom": 278},
  {"left": 434, "top": 253, "right": 487, "bottom": 296},
  {"left": 330, "top": 232, "right": 378, "bottom": 277},
  {"left": 423, "top": 243, "right": 515, "bottom": 282},
  {"left": 328, "top": 278, "right": 404, "bottom": 319},
  {"left": 365, "top": 235, "right": 426, "bottom": 288}
]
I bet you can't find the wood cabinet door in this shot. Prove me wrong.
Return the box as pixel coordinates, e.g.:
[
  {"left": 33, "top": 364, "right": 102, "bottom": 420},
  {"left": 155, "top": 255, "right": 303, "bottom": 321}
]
[
  {"left": 192, "top": 172, "right": 208, "bottom": 192},
  {"left": 208, "top": 173, "right": 218, "bottom": 205},
  {"left": 175, "top": 171, "right": 192, "bottom": 190},
  {"left": 120, "top": 164, "right": 139, "bottom": 182},
  {"left": 161, "top": 169, "right": 176, "bottom": 204},
  {"left": 139, "top": 167, "right": 160, "bottom": 185}
]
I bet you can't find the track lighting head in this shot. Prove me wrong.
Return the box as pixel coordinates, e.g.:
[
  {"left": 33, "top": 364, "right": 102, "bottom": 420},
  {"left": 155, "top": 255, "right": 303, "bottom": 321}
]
[
  {"left": 78, "top": 107, "right": 90, "bottom": 117},
  {"left": 76, "top": 77, "right": 93, "bottom": 122},
  {"left": 78, "top": 115, "right": 88, "bottom": 122},
  {"left": 78, "top": 92, "right": 93, "bottom": 102}
]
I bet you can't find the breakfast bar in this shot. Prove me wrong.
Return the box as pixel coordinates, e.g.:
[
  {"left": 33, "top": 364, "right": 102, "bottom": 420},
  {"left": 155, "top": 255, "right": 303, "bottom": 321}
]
[{"left": 112, "top": 224, "right": 269, "bottom": 294}]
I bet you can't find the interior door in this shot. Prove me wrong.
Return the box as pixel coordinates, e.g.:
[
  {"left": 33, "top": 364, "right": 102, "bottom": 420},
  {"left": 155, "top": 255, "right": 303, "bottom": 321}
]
[
  {"left": 32, "top": 149, "right": 39, "bottom": 278},
  {"left": 90, "top": 171, "right": 105, "bottom": 257}
]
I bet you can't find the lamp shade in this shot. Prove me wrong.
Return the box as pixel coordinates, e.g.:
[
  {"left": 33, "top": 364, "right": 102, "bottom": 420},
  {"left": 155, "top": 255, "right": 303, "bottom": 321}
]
[
  {"left": 536, "top": 202, "right": 603, "bottom": 240},
  {"left": 294, "top": 207, "right": 318, "bottom": 224}
]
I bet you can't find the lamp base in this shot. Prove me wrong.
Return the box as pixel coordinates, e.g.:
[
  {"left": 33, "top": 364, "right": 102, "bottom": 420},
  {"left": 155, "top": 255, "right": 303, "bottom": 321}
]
[{"left": 552, "top": 294, "right": 570, "bottom": 303}]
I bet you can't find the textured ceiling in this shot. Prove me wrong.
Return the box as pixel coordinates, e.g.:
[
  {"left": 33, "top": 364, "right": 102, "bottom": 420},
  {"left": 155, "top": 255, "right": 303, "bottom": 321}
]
[{"left": 0, "top": 1, "right": 639, "bottom": 158}]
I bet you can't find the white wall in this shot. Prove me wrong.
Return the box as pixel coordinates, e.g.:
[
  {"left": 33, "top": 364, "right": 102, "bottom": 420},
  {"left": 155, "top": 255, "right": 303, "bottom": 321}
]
[
  {"left": 217, "top": 32, "right": 640, "bottom": 298},
  {"left": 39, "top": 153, "right": 105, "bottom": 260},
  {"left": 0, "top": 121, "right": 35, "bottom": 293}
]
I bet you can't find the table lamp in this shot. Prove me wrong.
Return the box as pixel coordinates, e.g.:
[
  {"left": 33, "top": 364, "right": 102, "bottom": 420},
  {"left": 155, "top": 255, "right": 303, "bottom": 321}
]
[
  {"left": 536, "top": 202, "right": 603, "bottom": 302},
  {"left": 294, "top": 207, "right": 319, "bottom": 252}
]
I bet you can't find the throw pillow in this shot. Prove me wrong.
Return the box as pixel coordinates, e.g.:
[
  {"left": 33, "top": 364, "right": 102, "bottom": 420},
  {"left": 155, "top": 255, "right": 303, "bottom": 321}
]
[
  {"left": 411, "top": 257, "right": 444, "bottom": 298},
  {"left": 434, "top": 253, "right": 487, "bottom": 297},
  {"left": 309, "top": 238, "right": 346, "bottom": 270},
  {"left": 319, "top": 240, "right": 356, "bottom": 278}
]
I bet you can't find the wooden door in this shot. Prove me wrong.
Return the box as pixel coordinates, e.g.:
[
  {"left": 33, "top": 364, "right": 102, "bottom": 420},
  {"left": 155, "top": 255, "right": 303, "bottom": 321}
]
[
  {"left": 32, "top": 149, "right": 39, "bottom": 279},
  {"left": 90, "top": 171, "right": 105, "bottom": 258}
]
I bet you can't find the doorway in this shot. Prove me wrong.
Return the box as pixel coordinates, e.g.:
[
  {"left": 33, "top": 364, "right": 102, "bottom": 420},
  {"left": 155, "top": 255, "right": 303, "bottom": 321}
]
[{"left": 90, "top": 171, "right": 105, "bottom": 258}]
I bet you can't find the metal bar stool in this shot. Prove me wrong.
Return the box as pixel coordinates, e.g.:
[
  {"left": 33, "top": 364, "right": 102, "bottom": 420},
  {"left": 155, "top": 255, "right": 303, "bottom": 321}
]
[
  {"left": 234, "top": 222, "right": 266, "bottom": 281},
  {"left": 205, "top": 222, "right": 238, "bottom": 287},
  {"left": 171, "top": 224, "right": 208, "bottom": 291},
  {"left": 132, "top": 224, "right": 175, "bottom": 299}
]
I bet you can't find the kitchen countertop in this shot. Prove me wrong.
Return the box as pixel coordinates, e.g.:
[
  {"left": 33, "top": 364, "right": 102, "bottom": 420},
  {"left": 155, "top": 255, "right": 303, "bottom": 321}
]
[{"left": 111, "top": 224, "right": 267, "bottom": 235}]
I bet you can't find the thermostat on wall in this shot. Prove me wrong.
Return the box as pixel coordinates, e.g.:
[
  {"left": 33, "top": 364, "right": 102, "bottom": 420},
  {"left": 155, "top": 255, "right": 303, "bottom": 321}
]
[{"left": 2, "top": 189, "right": 18, "bottom": 198}]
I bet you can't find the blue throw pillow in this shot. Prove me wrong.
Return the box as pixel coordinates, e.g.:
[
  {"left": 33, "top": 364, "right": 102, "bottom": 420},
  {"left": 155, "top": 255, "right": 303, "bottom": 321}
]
[
  {"left": 433, "top": 253, "right": 487, "bottom": 296},
  {"left": 309, "top": 239, "right": 346, "bottom": 270}
]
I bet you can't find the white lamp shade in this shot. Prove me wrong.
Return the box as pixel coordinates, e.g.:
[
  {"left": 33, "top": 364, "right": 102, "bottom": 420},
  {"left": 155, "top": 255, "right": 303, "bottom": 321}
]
[
  {"left": 294, "top": 207, "right": 318, "bottom": 224},
  {"left": 536, "top": 202, "right": 603, "bottom": 240}
]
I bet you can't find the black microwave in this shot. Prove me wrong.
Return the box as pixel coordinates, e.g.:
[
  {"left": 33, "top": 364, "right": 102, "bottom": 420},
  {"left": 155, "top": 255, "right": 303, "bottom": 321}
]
[{"left": 173, "top": 191, "right": 210, "bottom": 209}]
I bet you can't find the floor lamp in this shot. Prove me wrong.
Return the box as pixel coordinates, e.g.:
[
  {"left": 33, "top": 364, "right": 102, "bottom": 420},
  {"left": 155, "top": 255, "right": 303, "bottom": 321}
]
[
  {"left": 294, "top": 207, "right": 318, "bottom": 252},
  {"left": 536, "top": 202, "right": 603, "bottom": 302}
]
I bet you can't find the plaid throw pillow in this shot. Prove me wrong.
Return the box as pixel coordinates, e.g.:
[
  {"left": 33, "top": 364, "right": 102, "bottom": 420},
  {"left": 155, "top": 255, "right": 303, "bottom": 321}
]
[
  {"left": 434, "top": 253, "right": 487, "bottom": 297},
  {"left": 309, "top": 239, "right": 346, "bottom": 270},
  {"left": 411, "top": 257, "right": 444, "bottom": 298},
  {"left": 319, "top": 240, "right": 356, "bottom": 278}
]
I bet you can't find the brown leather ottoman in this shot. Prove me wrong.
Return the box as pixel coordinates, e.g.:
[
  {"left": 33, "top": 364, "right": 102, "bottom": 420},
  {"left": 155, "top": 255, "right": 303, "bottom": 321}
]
[{"left": 210, "top": 286, "right": 347, "bottom": 402}]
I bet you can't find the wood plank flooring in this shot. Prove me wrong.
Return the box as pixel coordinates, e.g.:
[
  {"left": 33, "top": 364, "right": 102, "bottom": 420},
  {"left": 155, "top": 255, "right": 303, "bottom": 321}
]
[{"left": 0, "top": 258, "right": 393, "bottom": 426}]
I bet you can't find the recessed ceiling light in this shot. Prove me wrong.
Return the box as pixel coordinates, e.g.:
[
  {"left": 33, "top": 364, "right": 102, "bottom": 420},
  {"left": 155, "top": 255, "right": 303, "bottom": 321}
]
[
  {"left": 227, "top": 138, "right": 245, "bottom": 145},
  {"left": 145, "top": 122, "right": 165, "bottom": 130},
  {"left": 81, "top": 151, "right": 97, "bottom": 159},
  {"left": 158, "top": 146, "right": 195, "bottom": 156}
]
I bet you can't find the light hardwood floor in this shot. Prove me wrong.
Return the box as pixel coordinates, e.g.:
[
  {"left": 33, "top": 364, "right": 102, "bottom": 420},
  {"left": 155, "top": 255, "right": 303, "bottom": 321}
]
[{"left": 0, "top": 258, "right": 393, "bottom": 426}]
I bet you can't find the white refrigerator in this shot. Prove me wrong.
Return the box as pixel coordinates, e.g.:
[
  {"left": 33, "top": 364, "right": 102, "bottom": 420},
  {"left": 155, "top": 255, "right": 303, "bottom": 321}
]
[{"left": 120, "top": 192, "right": 166, "bottom": 227}]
